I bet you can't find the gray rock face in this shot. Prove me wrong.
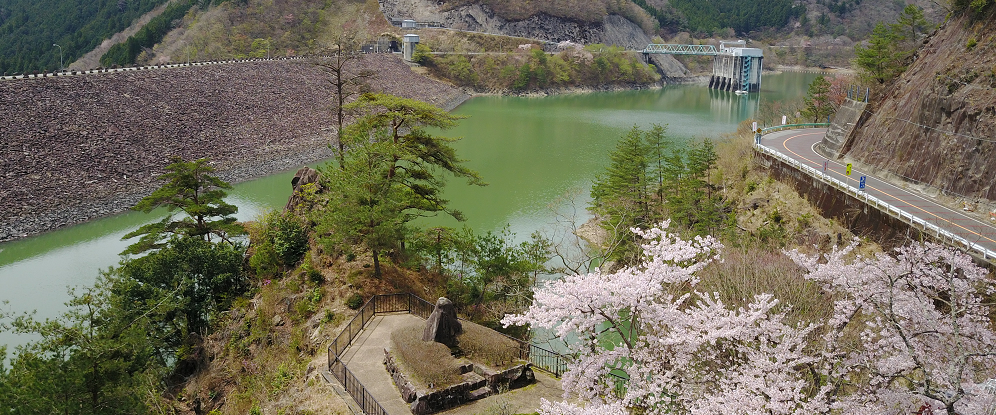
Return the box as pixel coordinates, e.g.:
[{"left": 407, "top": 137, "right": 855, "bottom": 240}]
[
  {"left": 422, "top": 297, "right": 462, "bottom": 346},
  {"left": 284, "top": 166, "right": 322, "bottom": 212},
  {"left": 382, "top": 0, "right": 627, "bottom": 45},
  {"left": 378, "top": 0, "right": 688, "bottom": 78}
]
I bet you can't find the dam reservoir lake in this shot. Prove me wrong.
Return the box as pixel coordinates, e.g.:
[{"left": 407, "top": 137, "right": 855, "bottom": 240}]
[{"left": 0, "top": 72, "right": 818, "bottom": 348}]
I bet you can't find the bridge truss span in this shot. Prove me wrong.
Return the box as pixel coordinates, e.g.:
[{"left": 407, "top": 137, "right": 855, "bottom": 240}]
[{"left": 642, "top": 44, "right": 718, "bottom": 55}]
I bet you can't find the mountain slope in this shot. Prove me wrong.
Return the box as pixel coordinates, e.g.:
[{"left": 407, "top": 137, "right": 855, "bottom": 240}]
[
  {"left": 843, "top": 10, "right": 996, "bottom": 205},
  {"left": 0, "top": 0, "right": 169, "bottom": 74}
]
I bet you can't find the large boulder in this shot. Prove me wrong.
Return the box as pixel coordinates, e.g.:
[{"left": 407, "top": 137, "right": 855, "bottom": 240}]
[
  {"left": 422, "top": 297, "right": 462, "bottom": 347},
  {"left": 284, "top": 166, "right": 322, "bottom": 213}
]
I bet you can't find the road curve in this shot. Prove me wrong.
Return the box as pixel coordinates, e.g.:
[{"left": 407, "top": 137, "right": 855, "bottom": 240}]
[{"left": 759, "top": 128, "right": 996, "bottom": 255}]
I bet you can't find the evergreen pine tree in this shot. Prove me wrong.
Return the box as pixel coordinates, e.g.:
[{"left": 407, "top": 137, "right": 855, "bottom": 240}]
[
  {"left": 122, "top": 157, "right": 244, "bottom": 255},
  {"left": 854, "top": 23, "right": 906, "bottom": 84},
  {"left": 590, "top": 126, "right": 651, "bottom": 262},
  {"left": 315, "top": 94, "right": 483, "bottom": 277},
  {"left": 801, "top": 75, "right": 835, "bottom": 122}
]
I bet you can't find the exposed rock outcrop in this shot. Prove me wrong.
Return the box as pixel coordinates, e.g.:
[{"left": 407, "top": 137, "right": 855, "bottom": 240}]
[
  {"left": 379, "top": 0, "right": 689, "bottom": 77},
  {"left": 843, "top": 14, "right": 996, "bottom": 203},
  {"left": 284, "top": 166, "right": 322, "bottom": 213}
]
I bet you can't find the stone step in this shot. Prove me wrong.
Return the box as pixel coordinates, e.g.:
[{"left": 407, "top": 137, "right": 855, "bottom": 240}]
[
  {"left": 462, "top": 371, "right": 487, "bottom": 390},
  {"left": 467, "top": 386, "right": 492, "bottom": 401}
]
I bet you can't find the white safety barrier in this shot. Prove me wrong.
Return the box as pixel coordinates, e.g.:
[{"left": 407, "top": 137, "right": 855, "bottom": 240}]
[{"left": 0, "top": 56, "right": 327, "bottom": 81}]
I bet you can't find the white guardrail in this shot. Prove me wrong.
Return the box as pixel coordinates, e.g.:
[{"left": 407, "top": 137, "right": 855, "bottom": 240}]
[{"left": 755, "top": 128, "right": 996, "bottom": 262}]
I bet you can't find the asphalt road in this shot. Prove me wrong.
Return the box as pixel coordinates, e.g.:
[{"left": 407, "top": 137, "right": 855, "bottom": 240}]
[{"left": 759, "top": 128, "right": 996, "bottom": 256}]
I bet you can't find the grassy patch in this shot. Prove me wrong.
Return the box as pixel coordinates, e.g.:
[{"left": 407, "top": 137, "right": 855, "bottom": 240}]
[
  {"left": 458, "top": 321, "right": 523, "bottom": 369},
  {"left": 391, "top": 322, "right": 462, "bottom": 389},
  {"left": 697, "top": 247, "right": 834, "bottom": 327}
]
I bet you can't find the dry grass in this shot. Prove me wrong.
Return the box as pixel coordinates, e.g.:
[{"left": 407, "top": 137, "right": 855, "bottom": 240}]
[
  {"left": 697, "top": 247, "right": 834, "bottom": 327},
  {"left": 171, "top": 238, "right": 378, "bottom": 414},
  {"left": 151, "top": 0, "right": 392, "bottom": 63},
  {"left": 391, "top": 322, "right": 463, "bottom": 389},
  {"left": 458, "top": 321, "right": 523, "bottom": 369}
]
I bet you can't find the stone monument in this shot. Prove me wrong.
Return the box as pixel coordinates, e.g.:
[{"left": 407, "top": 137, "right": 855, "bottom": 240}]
[{"left": 422, "top": 297, "right": 462, "bottom": 347}]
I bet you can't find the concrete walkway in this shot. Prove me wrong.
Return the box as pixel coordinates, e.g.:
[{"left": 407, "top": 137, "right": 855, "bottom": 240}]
[
  {"left": 338, "top": 313, "right": 565, "bottom": 415},
  {"left": 341, "top": 313, "right": 423, "bottom": 415}
]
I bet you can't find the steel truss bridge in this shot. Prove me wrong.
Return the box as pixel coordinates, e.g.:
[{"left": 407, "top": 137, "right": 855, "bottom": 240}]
[{"left": 641, "top": 44, "right": 720, "bottom": 55}]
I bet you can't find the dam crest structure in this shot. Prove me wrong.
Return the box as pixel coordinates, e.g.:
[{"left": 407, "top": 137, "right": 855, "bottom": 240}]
[{"left": 643, "top": 40, "right": 763, "bottom": 93}]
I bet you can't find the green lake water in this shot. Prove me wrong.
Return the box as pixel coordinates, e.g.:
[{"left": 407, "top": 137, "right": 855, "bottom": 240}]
[{"left": 0, "top": 72, "right": 818, "bottom": 349}]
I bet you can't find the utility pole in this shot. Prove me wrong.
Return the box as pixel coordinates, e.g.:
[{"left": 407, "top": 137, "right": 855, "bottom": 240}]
[{"left": 53, "top": 43, "right": 63, "bottom": 72}]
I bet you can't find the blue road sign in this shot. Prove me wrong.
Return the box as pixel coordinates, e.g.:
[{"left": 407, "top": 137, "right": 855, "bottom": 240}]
[{"left": 859, "top": 176, "right": 867, "bottom": 190}]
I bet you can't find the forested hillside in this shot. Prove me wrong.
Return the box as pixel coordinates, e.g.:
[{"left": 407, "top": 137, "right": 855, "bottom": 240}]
[
  {"left": 100, "top": 0, "right": 208, "bottom": 67},
  {"left": 0, "top": 0, "right": 169, "bottom": 74},
  {"left": 656, "top": 0, "right": 804, "bottom": 34}
]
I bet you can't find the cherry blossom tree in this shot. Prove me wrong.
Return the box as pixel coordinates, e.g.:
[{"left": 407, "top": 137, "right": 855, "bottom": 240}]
[
  {"left": 787, "top": 241, "right": 996, "bottom": 415},
  {"left": 503, "top": 221, "right": 830, "bottom": 415},
  {"left": 506, "top": 222, "right": 996, "bottom": 415}
]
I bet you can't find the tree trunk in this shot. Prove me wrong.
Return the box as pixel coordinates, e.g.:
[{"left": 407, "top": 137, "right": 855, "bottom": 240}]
[{"left": 373, "top": 248, "right": 381, "bottom": 277}]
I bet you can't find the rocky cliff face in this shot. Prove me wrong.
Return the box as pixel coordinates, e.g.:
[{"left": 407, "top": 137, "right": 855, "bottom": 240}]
[
  {"left": 844, "top": 13, "right": 996, "bottom": 202},
  {"left": 379, "top": 0, "right": 689, "bottom": 77}
]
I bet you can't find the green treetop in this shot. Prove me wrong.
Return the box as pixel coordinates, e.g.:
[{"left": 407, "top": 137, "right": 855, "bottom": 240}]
[
  {"left": 854, "top": 5, "right": 934, "bottom": 85},
  {"left": 801, "top": 75, "right": 835, "bottom": 122},
  {"left": 122, "top": 156, "right": 244, "bottom": 254},
  {"left": 317, "top": 94, "right": 484, "bottom": 276}
]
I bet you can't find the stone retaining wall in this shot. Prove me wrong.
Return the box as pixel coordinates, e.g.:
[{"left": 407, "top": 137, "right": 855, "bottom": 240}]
[
  {"left": 755, "top": 150, "right": 923, "bottom": 247},
  {"left": 816, "top": 99, "right": 868, "bottom": 159},
  {"left": 383, "top": 349, "right": 534, "bottom": 415}
]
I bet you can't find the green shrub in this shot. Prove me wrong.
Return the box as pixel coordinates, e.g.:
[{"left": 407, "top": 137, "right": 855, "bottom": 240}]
[
  {"left": 294, "top": 288, "right": 323, "bottom": 320},
  {"left": 413, "top": 43, "right": 433, "bottom": 65},
  {"left": 345, "top": 293, "right": 364, "bottom": 310},
  {"left": 307, "top": 267, "right": 323, "bottom": 284},
  {"left": 967, "top": 37, "right": 978, "bottom": 50},
  {"left": 248, "top": 211, "right": 310, "bottom": 277},
  {"left": 249, "top": 241, "right": 279, "bottom": 278},
  {"left": 321, "top": 309, "right": 337, "bottom": 324},
  {"left": 273, "top": 215, "right": 308, "bottom": 266}
]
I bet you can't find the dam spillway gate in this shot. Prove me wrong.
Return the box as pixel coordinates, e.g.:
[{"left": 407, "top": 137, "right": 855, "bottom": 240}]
[{"left": 642, "top": 40, "right": 763, "bottom": 93}]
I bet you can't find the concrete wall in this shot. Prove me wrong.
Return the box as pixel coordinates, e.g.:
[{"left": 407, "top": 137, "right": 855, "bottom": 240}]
[
  {"left": 755, "top": 150, "right": 926, "bottom": 248},
  {"left": 816, "top": 99, "right": 868, "bottom": 159},
  {"left": 708, "top": 55, "right": 762, "bottom": 92}
]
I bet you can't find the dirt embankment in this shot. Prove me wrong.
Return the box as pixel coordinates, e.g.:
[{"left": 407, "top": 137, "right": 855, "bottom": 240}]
[
  {"left": 0, "top": 54, "right": 468, "bottom": 242},
  {"left": 843, "top": 13, "right": 996, "bottom": 205}
]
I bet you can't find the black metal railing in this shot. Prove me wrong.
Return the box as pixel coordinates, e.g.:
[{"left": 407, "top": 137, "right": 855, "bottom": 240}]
[
  {"left": 527, "top": 344, "right": 569, "bottom": 377},
  {"left": 330, "top": 356, "right": 390, "bottom": 415},
  {"left": 325, "top": 293, "right": 626, "bottom": 413},
  {"left": 326, "top": 296, "right": 390, "bottom": 415}
]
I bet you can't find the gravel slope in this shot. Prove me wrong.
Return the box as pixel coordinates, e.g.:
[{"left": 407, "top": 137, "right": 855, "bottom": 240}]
[{"left": 0, "top": 54, "right": 468, "bottom": 242}]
